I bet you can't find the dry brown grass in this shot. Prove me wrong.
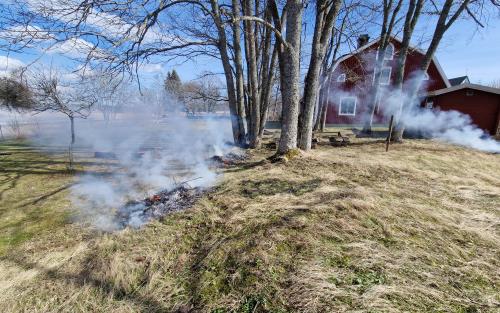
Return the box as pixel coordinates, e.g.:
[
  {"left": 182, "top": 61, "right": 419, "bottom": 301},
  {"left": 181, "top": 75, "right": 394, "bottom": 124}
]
[{"left": 0, "top": 133, "right": 499, "bottom": 312}]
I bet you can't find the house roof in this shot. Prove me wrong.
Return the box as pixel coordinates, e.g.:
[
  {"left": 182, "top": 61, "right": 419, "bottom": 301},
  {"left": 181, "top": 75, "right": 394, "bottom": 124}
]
[
  {"left": 426, "top": 83, "right": 500, "bottom": 96},
  {"left": 449, "top": 76, "right": 470, "bottom": 86},
  {"left": 323, "top": 36, "right": 451, "bottom": 88}
]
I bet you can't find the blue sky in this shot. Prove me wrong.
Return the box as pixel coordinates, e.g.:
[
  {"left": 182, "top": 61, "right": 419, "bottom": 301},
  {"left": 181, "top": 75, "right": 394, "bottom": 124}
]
[
  {"left": 435, "top": 16, "right": 500, "bottom": 84},
  {"left": 1, "top": 5, "right": 499, "bottom": 86}
]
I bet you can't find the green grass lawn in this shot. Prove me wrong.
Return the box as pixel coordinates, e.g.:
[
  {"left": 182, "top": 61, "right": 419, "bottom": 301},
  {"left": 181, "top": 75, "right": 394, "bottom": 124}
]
[{"left": 0, "top": 141, "right": 76, "bottom": 255}]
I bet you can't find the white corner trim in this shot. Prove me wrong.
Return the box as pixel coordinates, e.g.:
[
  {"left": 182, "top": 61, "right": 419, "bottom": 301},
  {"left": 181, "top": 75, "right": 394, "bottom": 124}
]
[
  {"left": 339, "top": 96, "right": 357, "bottom": 116},
  {"left": 432, "top": 56, "right": 451, "bottom": 87}
]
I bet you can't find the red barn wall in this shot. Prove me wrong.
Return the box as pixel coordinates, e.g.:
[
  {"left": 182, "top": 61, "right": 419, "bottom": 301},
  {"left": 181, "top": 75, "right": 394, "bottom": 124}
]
[
  {"left": 324, "top": 38, "right": 448, "bottom": 125},
  {"left": 427, "top": 89, "right": 500, "bottom": 135}
]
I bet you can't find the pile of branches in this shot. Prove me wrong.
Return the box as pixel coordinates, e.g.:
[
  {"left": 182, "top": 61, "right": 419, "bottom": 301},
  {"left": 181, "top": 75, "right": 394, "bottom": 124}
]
[
  {"left": 209, "top": 151, "right": 249, "bottom": 166},
  {"left": 115, "top": 185, "right": 205, "bottom": 229}
]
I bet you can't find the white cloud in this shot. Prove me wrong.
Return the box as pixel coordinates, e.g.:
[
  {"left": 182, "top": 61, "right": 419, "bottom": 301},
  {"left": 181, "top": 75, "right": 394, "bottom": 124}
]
[
  {"left": 0, "top": 55, "right": 25, "bottom": 76},
  {"left": 139, "top": 63, "right": 163, "bottom": 73},
  {"left": 46, "top": 37, "right": 107, "bottom": 59}
]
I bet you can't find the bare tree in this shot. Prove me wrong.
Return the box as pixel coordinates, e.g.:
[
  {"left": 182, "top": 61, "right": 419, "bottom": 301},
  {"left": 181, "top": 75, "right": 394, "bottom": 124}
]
[
  {"left": 269, "top": 0, "right": 303, "bottom": 155},
  {"left": 30, "top": 70, "right": 97, "bottom": 168},
  {"left": 489, "top": 79, "right": 500, "bottom": 88},
  {"left": 361, "top": 0, "right": 403, "bottom": 134},
  {"left": 391, "top": 0, "right": 499, "bottom": 141},
  {"left": 314, "top": 0, "right": 374, "bottom": 133},
  {"left": 182, "top": 75, "right": 226, "bottom": 114},
  {"left": 298, "top": 0, "right": 343, "bottom": 151}
]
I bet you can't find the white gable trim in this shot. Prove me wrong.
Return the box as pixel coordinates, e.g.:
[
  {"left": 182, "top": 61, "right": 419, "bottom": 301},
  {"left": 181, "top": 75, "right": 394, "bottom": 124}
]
[
  {"left": 327, "top": 36, "right": 450, "bottom": 88},
  {"left": 425, "top": 83, "right": 500, "bottom": 97}
]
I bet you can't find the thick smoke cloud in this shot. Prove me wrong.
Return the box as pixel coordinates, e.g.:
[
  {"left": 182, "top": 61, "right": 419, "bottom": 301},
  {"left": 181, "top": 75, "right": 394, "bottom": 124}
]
[
  {"left": 382, "top": 75, "right": 500, "bottom": 153},
  {"left": 5, "top": 103, "right": 234, "bottom": 230},
  {"left": 323, "top": 60, "right": 500, "bottom": 153},
  {"left": 67, "top": 114, "right": 233, "bottom": 231}
]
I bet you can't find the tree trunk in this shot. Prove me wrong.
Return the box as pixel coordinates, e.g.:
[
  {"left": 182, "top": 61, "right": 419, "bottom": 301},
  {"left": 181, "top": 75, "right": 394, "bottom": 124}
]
[
  {"left": 258, "top": 6, "right": 280, "bottom": 138},
  {"left": 243, "top": 0, "right": 261, "bottom": 148},
  {"left": 314, "top": 85, "right": 328, "bottom": 132},
  {"left": 69, "top": 115, "right": 75, "bottom": 144},
  {"left": 277, "top": 0, "right": 303, "bottom": 155},
  {"left": 68, "top": 115, "right": 75, "bottom": 170},
  {"left": 392, "top": 0, "right": 469, "bottom": 142},
  {"left": 231, "top": 0, "right": 248, "bottom": 145},
  {"left": 362, "top": 0, "right": 403, "bottom": 134},
  {"left": 390, "top": 0, "right": 423, "bottom": 142},
  {"left": 259, "top": 37, "right": 279, "bottom": 137},
  {"left": 210, "top": 0, "right": 245, "bottom": 146},
  {"left": 298, "top": 0, "right": 341, "bottom": 150}
]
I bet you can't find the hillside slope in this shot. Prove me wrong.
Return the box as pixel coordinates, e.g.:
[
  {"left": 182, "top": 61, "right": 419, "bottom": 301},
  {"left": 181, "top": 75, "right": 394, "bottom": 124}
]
[{"left": 0, "top": 137, "right": 499, "bottom": 312}]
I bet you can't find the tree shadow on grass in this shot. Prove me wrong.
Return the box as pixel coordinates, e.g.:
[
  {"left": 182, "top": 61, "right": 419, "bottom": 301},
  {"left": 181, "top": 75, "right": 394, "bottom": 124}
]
[
  {"left": 222, "top": 159, "right": 269, "bottom": 174},
  {"left": 240, "top": 178, "right": 323, "bottom": 198},
  {"left": 0, "top": 173, "right": 21, "bottom": 202}
]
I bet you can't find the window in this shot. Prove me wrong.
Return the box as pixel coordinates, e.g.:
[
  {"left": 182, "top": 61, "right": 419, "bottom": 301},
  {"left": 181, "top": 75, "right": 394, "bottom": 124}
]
[
  {"left": 466, "top": 90, "right": 474, "bottom": 96},
  {"left": 374, "top": 66, "right": 392, "bottom": 85},
  {"left": 339, "top": 97, "right": 357, "bottom": 116},
  {"left": 425, "top": 100, "right": 434, "bottom": 109},
  {"left": 337, "top": 73, "right": 346, "bottom": 82},
  {"left": 376, "top": 43, "right": 394, "bottom": 61},
  {"left": 384, "top": 43, "right": 394, "bottom": 60}
]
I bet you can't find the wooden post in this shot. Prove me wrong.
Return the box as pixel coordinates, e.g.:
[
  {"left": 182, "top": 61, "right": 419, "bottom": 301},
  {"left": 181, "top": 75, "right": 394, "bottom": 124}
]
[{"left": 386, "top": 115, "right": 394, "bottom": 152}]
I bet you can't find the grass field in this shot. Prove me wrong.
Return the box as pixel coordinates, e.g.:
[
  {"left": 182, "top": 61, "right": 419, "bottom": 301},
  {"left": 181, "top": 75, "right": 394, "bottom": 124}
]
[{"left": 0, "top": 132, "right": 499, "bottom": 312}]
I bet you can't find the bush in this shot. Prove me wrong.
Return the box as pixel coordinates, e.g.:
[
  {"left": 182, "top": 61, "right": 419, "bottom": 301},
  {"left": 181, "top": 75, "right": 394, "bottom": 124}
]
[{"left": 0, "top": 77, "right": 34, "bottom": 111}]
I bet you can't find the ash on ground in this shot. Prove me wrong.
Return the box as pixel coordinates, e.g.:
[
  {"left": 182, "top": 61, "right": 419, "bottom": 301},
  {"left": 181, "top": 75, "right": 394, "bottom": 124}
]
[{"left": 115, "top": 185, "right": 205, "bottom": 229}]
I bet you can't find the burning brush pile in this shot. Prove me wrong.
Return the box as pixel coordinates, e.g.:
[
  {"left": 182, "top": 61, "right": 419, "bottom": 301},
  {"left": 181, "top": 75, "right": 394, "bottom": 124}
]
[
  {"left": 115, "top": 185, "right": 206, "bottom": 229},
  {"left": 208, "top": 151, "right": 249, "bottom": 166}
]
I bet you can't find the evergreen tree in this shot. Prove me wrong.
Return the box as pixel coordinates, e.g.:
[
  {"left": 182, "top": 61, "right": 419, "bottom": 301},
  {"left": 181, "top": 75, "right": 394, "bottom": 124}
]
[{"left": 164, "top": 69, "right": 182, "bottom": 97}]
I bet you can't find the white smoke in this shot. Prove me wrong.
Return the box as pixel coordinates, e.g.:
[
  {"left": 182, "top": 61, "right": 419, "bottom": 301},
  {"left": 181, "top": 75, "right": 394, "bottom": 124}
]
[
  {"left": 381, "top": 73, "right": 500, "bottom": 153},
  {"left": 66, "top": 113, "right": 232, "bottom": 231},
  {"left": 8, "top": 92, "right": 233, "bottom": 230},
  {"left": 324, "top": 55, "right": 500, "bottom": 153}
]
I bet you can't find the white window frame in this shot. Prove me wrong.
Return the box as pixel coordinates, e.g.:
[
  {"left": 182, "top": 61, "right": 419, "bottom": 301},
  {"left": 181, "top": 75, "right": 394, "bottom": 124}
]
[
  {"left": 375, "top": 91, "right": 382, "bottom": 113},
  {"left": 375, "top": 43, "right": 395, "bottom": 61},
  {"left": 380, "top": 67, "right": 392, "bottom": 85},
  {"left": 339, "top": 96, "right": 357, "bottom": 116},
  {"left": 425, "top": 100, "right": 434, "bottom": 109},
  {"left": 373, "top": 66, "right": 392, "bottom": 85},
  {"left": 337, "top": 73, "right": 346, "bottom": 82}
]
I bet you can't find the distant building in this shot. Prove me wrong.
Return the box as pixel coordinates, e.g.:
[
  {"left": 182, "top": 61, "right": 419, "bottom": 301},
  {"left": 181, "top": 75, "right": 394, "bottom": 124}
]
[
  {"left": 449, "top": 76, "right": 470, "bottom": 86},
  {"left": 322, "top": 36, "right": 500, "bottom": 136}
]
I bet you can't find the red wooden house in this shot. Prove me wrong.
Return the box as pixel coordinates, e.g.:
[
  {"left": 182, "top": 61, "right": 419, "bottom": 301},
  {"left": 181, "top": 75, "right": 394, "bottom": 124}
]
[
  {"left": 425, "top": 84, "right": 500, "bottom": 136},
  {"left": 321, "top": 35, "right": 500, "bottom": 136}
]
